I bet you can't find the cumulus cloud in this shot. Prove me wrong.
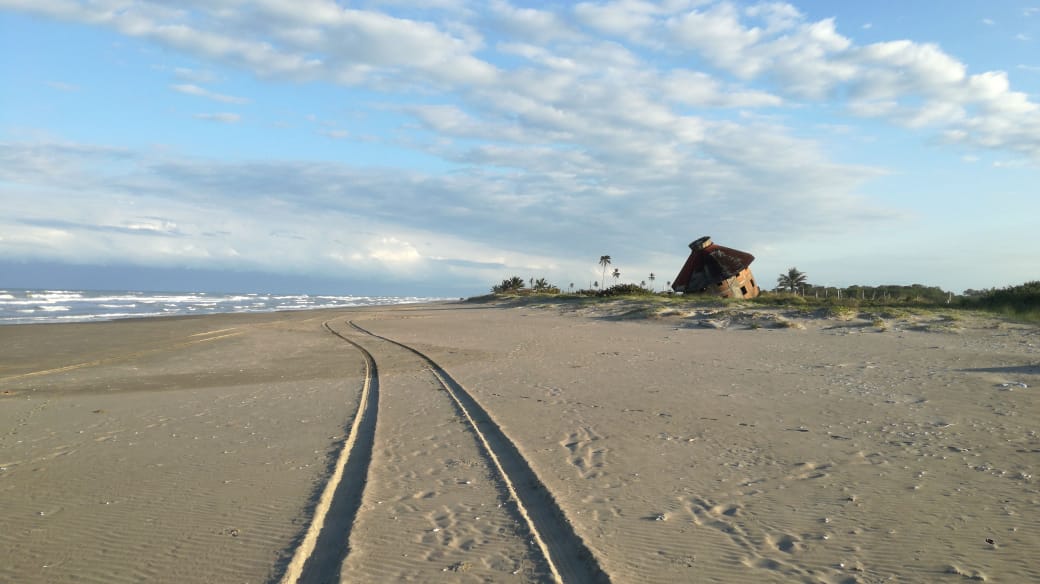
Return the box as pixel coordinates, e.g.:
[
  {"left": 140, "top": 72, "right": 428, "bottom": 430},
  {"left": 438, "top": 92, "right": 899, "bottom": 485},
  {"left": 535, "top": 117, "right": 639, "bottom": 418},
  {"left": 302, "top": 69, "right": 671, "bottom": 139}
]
[{"left": 8, "top": 0, "right": 1035, "bottom": 161}]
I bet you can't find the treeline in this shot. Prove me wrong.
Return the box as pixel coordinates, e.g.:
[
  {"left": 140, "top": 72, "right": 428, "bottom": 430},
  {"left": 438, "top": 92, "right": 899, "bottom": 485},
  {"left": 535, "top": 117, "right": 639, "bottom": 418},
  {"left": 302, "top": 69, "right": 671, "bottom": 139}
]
[
  {"left": 798, "top": 281, "right": 1040, "bottom": 316},
  {"left": 491, "top": 276, "right": 655, "bottom": 297},
  {"left": 798, "top": 283, "right": 953, "bottom": 304},
  {"left": 958, "top": 281, "right": 1040, "bottom": 317}
]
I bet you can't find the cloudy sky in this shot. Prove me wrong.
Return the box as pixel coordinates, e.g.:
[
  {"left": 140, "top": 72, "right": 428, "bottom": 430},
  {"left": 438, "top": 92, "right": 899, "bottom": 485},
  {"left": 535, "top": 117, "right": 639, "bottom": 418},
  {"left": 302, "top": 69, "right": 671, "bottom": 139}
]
[{"left": 1, "top": 1, "right": 1038, "bottom": 296}]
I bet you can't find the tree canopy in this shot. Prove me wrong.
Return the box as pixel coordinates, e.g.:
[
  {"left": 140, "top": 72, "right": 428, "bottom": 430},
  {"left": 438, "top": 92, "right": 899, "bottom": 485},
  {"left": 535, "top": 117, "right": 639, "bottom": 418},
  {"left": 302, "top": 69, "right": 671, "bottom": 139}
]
[{"left": 776, "top": 267, "right": 808, "bottom": 293}]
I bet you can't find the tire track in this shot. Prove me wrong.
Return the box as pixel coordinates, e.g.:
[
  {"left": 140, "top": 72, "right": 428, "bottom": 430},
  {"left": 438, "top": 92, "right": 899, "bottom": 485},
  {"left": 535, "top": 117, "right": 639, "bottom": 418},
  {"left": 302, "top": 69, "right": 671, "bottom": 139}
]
[
  {"left": 279, "top": 322, "right": 379, "bottom": 584},
  {"left": 347, "top": 320, "right": 610, "bottom": 584}
]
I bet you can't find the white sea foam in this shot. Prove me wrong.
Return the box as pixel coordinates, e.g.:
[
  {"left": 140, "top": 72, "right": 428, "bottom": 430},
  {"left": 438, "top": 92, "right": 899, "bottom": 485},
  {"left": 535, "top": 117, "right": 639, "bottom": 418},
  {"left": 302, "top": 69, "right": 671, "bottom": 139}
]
[{"left": 0, "top": 289, "right": 446, "bottom": 325}]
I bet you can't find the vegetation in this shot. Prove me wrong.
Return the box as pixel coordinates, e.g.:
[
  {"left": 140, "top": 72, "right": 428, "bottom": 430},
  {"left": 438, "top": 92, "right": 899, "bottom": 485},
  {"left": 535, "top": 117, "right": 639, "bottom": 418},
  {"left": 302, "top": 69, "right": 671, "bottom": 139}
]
[
  {"left": 959, "top": 281, "right": 1040, "bottom": 320},
  {"left": 490, "top": 275, "right": 561, "bottom": 295},
  {"left": 485, "top": 266, "right": 1038, "bottom": 324},
  {"left": 595, "top": 283, "right": 657, "bottom": 297},
  {"left": 776, "top": 267, "right": 808, "bottom": 293},
  {"left": 491, "top": 276, "right": 526, "bottom": 293},
  {"left": 599, "top": 255, "right": 611, "bottom": 289}
]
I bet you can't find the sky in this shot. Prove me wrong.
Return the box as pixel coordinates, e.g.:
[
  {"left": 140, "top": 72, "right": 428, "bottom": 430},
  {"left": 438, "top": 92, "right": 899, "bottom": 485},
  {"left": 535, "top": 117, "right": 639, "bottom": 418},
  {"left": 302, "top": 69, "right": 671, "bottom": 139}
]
[{"left": 1, "top": 0, "right": 1038, "bottom": 297}]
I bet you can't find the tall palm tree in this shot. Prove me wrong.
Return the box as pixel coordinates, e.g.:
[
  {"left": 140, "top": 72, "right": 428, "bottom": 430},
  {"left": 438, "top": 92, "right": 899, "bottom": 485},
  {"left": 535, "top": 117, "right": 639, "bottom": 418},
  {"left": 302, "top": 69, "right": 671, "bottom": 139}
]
[
  {"left": 777, "top": 267, "right": 808, "bottom": 294},
  {"left": 648, "top": 272, "right": 656, "bottom": 291},
  {"left": 599, "top": 255, "right": 611, "bottom": 289},
  {"left": 612, "top": 268, "right": 620, "bottom": 284}
]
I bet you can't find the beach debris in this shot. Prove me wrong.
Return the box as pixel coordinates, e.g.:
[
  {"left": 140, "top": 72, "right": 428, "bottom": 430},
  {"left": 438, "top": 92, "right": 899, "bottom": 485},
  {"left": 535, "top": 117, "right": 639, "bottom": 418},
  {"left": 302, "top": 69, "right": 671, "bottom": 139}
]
[
  {"left": 671, "top": 236, "right": 760, "bottom": 299},
  {"left": 996, "top": 382, "right": 1028, "bottom": 390}
]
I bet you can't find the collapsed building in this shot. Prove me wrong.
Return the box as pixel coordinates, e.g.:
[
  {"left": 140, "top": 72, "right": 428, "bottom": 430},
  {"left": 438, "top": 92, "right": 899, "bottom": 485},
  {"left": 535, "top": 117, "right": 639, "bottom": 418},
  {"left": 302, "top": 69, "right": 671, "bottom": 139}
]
[{"left": 671, "top": 236, "right": 760, "bottom": 299}]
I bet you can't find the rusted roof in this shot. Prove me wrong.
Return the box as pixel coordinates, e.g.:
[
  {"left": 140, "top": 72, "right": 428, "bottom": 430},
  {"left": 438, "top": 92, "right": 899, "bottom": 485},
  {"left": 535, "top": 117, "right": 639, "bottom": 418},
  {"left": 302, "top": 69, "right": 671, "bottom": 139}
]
[{"left": 672, "top": 236, "right": 755, "bottom": 292}]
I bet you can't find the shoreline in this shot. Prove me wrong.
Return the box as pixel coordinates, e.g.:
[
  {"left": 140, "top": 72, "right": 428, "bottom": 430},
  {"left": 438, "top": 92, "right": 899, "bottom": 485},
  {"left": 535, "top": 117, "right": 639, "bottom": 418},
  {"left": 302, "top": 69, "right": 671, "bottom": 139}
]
[{"left": 2, "top": 301, "right": 1037, "bottom": 582}]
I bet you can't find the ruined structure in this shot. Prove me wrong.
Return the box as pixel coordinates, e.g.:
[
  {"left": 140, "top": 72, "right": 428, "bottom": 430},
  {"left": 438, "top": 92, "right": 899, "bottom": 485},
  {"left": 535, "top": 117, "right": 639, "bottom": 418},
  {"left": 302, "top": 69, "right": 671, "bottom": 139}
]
[{"left": 671, "top": 236, "right": 760, "bottom": 299}]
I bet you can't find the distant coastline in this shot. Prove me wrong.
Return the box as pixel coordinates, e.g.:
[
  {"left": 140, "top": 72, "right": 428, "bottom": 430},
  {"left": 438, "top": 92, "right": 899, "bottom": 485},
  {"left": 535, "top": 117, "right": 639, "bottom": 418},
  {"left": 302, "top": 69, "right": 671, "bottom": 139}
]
[{"left": 0, "top": 288, "right": 446, "bottom": 325}]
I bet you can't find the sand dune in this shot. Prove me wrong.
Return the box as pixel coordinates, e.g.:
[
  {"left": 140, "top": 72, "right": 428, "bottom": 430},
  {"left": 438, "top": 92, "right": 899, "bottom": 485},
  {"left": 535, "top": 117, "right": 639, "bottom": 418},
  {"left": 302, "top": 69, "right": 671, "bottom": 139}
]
[{"left": 1, "top": 302, "right": 1038, "bottom": 583}]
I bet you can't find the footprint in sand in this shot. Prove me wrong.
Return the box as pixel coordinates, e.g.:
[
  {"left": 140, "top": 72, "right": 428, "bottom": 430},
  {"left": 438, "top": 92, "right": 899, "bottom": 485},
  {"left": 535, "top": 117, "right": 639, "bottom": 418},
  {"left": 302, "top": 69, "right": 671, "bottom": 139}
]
[
  {"left": 560, "top": 426, "right": 608, "bottom": 479},
  {"left": 683, "top": 497, "right": 831, "bottom": 580},
  {"left": 786, "top": 461, "right": 833, "bottom": 481}
]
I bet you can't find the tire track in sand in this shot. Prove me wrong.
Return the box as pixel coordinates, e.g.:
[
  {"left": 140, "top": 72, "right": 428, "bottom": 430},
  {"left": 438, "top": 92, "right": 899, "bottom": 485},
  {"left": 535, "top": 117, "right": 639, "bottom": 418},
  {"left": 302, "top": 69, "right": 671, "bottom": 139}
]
[
  {"left": 346, "top": 320, "right": 610, "bottom": 584},
  {"left": 279, "top": 322, "right": 379, "bottom": 584}
]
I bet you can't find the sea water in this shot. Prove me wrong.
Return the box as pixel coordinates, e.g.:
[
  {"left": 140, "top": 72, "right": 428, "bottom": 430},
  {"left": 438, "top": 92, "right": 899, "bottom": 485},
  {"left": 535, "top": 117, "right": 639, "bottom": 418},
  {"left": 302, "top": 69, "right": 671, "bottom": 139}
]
[{"left": 0, "top": 289, "right": 444, "bottom": 325}]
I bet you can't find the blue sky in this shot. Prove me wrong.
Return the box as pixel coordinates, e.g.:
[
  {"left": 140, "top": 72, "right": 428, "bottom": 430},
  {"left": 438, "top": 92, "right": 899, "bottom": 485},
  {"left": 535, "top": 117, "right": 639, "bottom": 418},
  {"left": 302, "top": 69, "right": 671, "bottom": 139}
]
[{"left": 1, "top": 1, "right": 1038, "bottom": 296}]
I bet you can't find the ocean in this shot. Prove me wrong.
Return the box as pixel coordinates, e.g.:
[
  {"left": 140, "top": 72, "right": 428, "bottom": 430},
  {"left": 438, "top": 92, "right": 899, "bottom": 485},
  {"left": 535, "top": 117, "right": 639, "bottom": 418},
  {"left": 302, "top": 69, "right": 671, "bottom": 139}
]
[{"left": 0, "top": 289, "right": 446, "bottom": 325}]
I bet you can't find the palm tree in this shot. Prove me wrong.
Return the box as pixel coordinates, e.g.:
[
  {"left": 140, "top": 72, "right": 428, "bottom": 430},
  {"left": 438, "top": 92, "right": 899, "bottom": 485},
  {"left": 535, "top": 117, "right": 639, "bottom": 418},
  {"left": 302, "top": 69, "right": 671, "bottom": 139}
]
[
  {"left": 599, "top": 255, "right": 611, "bottom": 289},
  {"left": 492, "top": 276, "right": 526, "bottom": 293},
  {"left": 640, "top": 280, "right": 646, "bottom": 288},
  {"left": 777, "top": 267, "right": 808, "bottom": 294},
  {"left": 648, "top": 272, "right": 656, "bottom": 291},
  {"left": 612, "top": 268, "right": 620, "bottom": 285}
]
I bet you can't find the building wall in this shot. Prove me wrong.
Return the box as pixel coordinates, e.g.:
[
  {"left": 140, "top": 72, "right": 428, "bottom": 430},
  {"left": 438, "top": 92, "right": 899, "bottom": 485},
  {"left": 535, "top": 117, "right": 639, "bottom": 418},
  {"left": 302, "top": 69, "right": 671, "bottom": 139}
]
[{"left": 715, "top": 267, "right": 760, "bottom": 299}]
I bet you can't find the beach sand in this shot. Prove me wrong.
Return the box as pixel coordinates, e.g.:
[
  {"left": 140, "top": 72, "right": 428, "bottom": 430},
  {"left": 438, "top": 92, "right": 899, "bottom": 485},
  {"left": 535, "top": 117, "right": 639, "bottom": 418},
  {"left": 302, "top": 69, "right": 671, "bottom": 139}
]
[{"left": 1, "top": 300, "right": 1038, "bottom": 583}]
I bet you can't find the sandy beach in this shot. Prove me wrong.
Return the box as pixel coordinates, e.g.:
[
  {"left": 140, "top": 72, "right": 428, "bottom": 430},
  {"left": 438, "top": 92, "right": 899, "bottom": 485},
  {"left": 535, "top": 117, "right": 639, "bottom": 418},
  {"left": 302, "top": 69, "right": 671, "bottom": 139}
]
[{"left": 2, "top": 299, "right": 1038, "bottom": 583}]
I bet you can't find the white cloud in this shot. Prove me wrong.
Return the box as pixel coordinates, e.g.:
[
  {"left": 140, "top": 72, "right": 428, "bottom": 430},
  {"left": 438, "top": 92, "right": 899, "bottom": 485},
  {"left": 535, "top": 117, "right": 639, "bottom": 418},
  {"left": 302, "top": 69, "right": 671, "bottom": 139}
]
[
  {"left": 320, "top": 129, "right": 349, "bottom": 139},
  {"left": 171, "top": 83, "right": 249, "bottom": 104},
  {"left": 46, "top": 81, "right": 80, "bottom": 92},
  {"left": 10, "top": 0, "right": 1034, "bottom": 161},
  {"left": 668, "top": 3, "right": 766, "bottom": 77},
  {"left": 574, "top": 0, "right": 663, "bottom": 39},
  {"left": 366, "top": 237, "right": 422, "bottom": 265},
  {"left": 489, "top": 0, "right": 577, "bottom": 43},
  {"left": 0, "top": 137, "right": 889, "bottom": 288},
  {"left": 982, "top": 18, "right": 995, "bottom": 25},
  {"left": 193, "top": 112, "right": 241, "bottom": 123},
  {"left": 172, "top": 67, "right": 217, "bottom": 83}
]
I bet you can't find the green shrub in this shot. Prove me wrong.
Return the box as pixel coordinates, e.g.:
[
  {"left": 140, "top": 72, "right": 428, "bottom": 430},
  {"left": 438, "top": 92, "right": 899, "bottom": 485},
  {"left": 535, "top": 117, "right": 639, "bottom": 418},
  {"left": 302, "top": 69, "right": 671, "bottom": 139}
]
[
  {"left": 959, "top": 281, "right": 1040, "bottom": 319},
  {"left": 596, "top": 283, "right": 657, "bottom": 297}
]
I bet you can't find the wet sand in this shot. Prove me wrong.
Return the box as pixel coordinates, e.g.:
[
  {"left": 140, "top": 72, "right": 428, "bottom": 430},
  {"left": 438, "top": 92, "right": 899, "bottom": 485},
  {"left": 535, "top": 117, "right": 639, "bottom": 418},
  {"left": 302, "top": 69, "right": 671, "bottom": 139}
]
[{"left": 1, "top": 300, "right": 1038, "bottom": 583}]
